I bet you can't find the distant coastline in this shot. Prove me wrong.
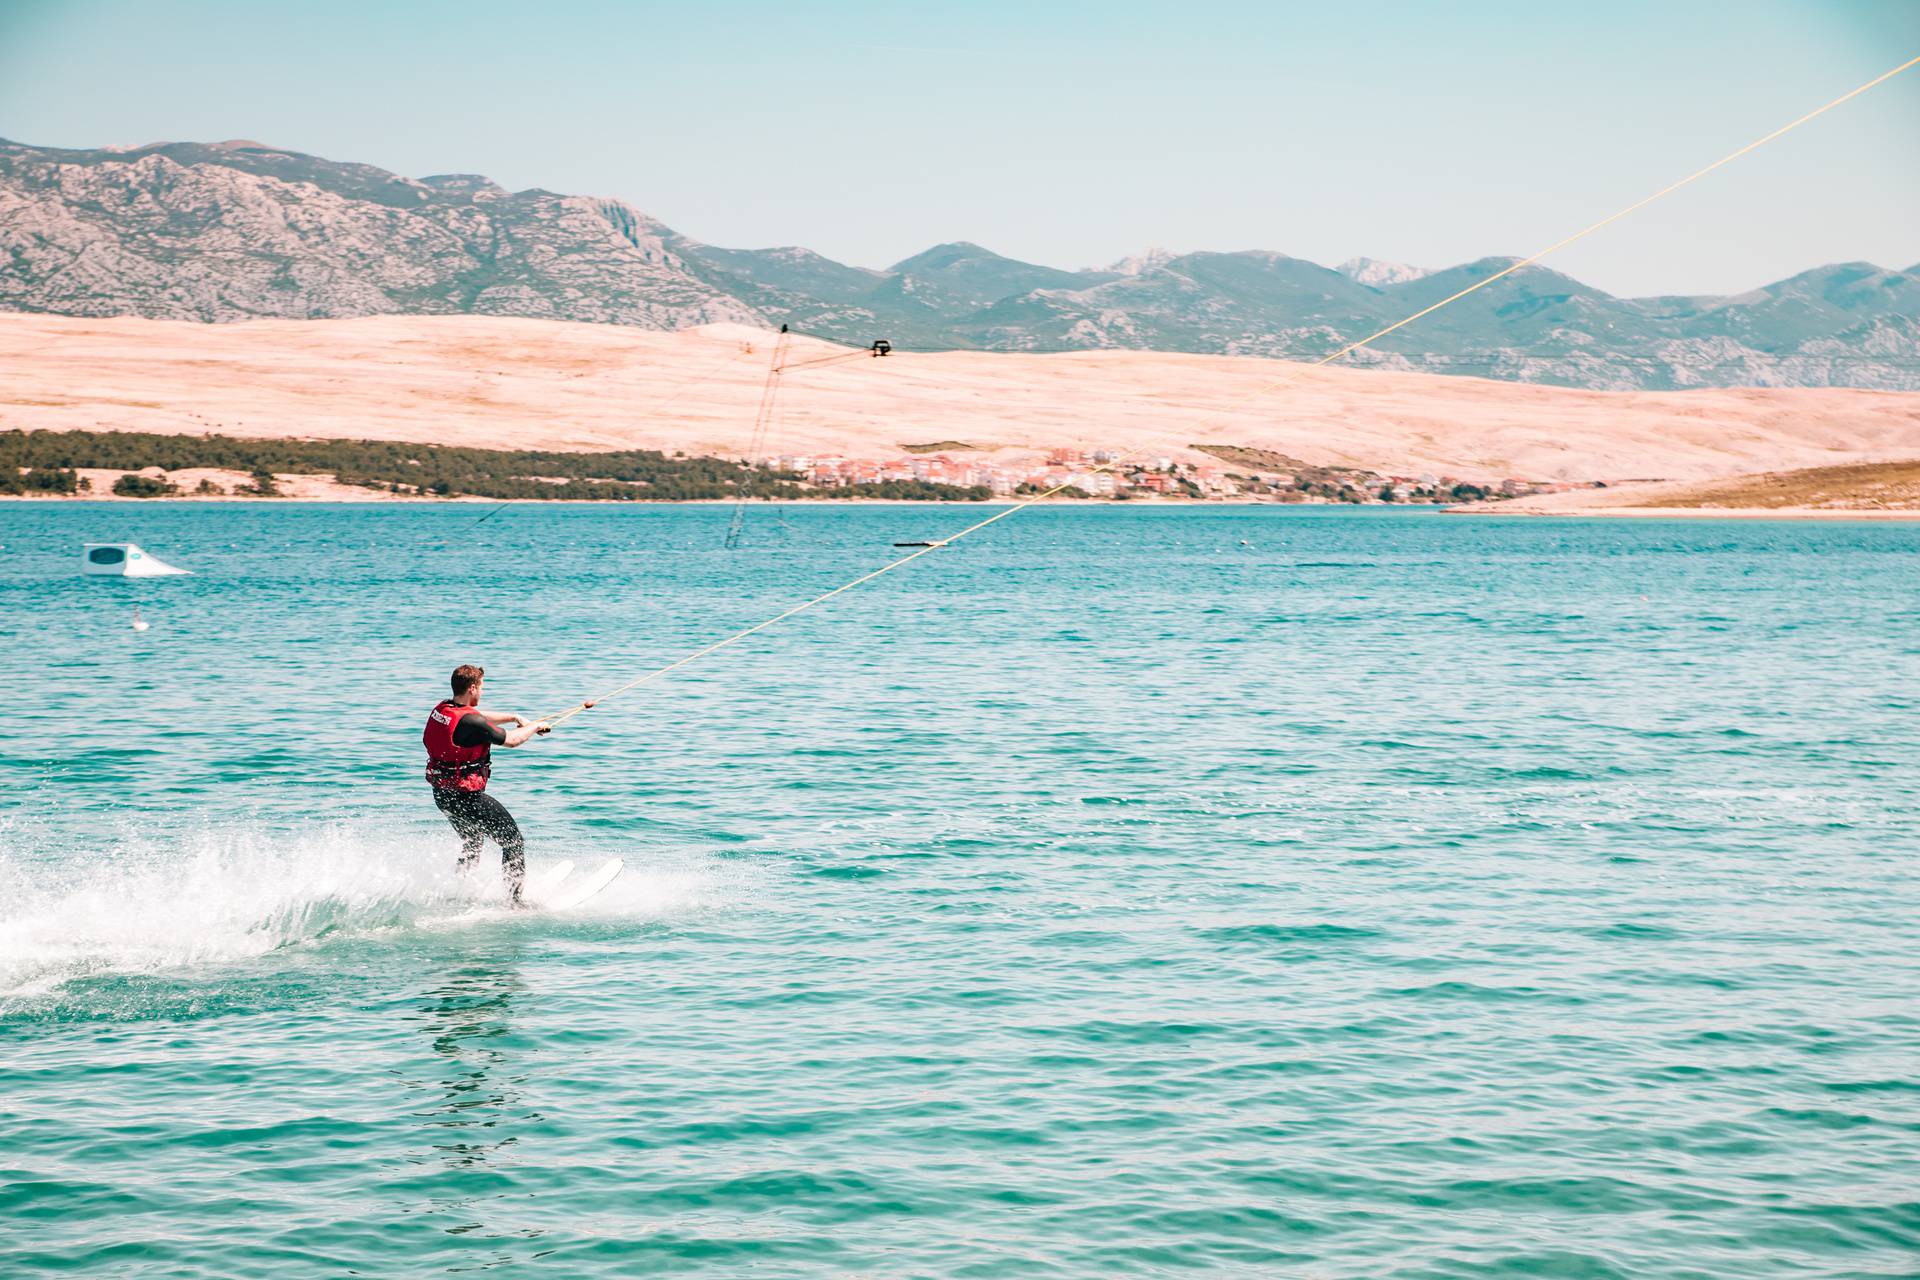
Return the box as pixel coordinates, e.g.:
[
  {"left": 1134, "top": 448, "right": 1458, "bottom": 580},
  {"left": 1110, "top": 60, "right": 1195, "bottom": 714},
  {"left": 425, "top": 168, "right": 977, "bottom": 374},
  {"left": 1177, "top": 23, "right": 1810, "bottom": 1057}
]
[
  {"left": 14, "top": 441, "right": 1920, "bottom": 519},
  {"left": 0, "top": 429, "right": 1538, "bottom": 509},
  {"left": 15, "top": 493, "right": 1920, "bottom": 518},
  {"left": 8, "top": 314, "right": 1916, "bottom": 518},
  {"left": 1447, "top": 505, "right": 1920, "bottom": 521},
  {"left": 0, "top": 489, "right": 1399, "bottom": 509},
  {"left": 1445, "top": 460, "right": 1920, "bottom": 520},
  {"left": 7, "top": 314, "right": 1917, "bottom": 506}
]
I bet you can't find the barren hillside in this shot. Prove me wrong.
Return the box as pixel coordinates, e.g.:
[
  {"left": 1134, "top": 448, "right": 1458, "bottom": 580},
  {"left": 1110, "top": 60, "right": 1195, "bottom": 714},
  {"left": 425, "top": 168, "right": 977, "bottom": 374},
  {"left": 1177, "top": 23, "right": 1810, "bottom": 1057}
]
[{"left": 6, "top": 313, "right": 1919, "bottom": 482}]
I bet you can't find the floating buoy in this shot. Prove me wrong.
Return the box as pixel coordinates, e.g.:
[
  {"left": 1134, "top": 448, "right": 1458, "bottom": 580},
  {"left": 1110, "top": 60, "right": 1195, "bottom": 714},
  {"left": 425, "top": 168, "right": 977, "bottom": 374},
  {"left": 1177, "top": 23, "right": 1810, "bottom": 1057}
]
[{"left": 131, "top": 606, "right": 150, "bottom": 632}]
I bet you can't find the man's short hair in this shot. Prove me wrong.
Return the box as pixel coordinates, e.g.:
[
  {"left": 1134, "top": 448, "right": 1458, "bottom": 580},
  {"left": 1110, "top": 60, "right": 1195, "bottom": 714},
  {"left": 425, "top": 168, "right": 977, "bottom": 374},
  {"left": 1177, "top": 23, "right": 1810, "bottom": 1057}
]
[{"left": 451, "top": 664, "right": 485, "bottom": 696}]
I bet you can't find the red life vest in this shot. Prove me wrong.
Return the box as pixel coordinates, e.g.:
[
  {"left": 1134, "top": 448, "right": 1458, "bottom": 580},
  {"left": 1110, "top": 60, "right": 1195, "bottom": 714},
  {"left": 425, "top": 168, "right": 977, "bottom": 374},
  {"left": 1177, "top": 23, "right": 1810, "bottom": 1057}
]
[{"left": 423, "top": 699, "right": 492, "bottom": 792}]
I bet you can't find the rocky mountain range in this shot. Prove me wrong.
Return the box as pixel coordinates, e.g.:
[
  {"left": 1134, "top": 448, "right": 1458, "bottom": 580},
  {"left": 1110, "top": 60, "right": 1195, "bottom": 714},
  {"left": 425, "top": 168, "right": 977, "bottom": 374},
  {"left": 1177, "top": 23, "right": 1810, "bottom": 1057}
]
[{"left": 3, "top": 136, "right": 1916, "bottom": 391}]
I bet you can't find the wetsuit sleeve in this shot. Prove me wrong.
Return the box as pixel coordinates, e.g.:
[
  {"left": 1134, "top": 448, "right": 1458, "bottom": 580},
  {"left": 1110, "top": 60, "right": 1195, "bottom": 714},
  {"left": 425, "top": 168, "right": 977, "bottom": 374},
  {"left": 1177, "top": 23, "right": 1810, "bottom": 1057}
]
[{"left": 452, "top": 716, "right": 509, "bottom": 748}]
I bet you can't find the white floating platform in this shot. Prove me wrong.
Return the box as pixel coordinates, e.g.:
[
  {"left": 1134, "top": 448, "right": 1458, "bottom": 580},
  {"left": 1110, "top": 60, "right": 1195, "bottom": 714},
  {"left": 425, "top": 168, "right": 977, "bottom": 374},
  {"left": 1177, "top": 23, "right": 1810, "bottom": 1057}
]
[{"left": 83, "top": 543, "right": 190, "bottom": 577}]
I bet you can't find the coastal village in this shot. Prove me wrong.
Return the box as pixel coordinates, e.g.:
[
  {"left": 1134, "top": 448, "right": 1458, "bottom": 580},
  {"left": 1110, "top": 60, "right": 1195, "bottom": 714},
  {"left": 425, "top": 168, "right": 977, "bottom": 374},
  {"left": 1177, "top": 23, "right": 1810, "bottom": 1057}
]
[{"left": 775, "top": 445, "right": 1603, "bottom": 504}]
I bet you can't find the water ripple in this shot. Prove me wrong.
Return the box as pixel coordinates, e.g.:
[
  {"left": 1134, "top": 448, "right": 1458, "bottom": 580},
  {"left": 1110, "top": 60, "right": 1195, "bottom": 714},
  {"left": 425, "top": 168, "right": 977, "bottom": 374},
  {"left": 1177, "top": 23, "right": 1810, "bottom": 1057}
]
[{"left": 3, "top": 505, "right": 1919, "bottom": 1276}]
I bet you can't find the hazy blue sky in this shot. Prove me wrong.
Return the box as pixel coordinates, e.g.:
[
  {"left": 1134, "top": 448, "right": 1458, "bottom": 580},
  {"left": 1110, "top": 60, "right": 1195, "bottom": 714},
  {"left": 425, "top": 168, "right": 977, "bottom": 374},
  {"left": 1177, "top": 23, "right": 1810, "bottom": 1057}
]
[{"left": 2, "top": 0, "right": 1915, "bottom": 295}]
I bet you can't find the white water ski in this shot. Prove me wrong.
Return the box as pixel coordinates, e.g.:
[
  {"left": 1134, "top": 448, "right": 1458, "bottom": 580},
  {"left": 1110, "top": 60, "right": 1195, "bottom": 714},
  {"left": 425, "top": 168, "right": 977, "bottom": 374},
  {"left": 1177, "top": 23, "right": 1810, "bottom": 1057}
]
[
  {"left": 522, "top": 859, "right": 575, "bottom": 903},
  {"left": 542, "top": 858, "right": 624, "bottom": 911}
]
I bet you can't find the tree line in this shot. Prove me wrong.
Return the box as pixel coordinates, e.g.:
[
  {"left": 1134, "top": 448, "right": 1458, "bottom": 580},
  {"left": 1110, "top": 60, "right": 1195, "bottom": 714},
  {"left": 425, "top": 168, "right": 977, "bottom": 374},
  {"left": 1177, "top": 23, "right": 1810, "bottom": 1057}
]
[{"left": 0, "top": 430, "right": 990, "bottom": 502}]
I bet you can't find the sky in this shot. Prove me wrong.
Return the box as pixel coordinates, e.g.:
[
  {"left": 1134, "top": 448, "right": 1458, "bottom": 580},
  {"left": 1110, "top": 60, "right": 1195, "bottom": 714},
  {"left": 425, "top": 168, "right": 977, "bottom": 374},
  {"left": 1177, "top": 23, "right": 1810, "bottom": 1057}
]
[{"left": 1, "top": 0, "right": 1916, "bottom": 296}]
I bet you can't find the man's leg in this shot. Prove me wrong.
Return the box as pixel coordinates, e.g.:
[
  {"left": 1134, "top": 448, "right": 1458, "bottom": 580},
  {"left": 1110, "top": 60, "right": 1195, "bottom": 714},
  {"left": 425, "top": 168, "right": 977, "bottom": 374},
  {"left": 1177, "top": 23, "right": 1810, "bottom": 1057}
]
[
  {"left": 433, "top": 789, "right": 488, "bottom": 872},
  {"left": 466, "top": 792, "right": 527, "bottom": 903}
]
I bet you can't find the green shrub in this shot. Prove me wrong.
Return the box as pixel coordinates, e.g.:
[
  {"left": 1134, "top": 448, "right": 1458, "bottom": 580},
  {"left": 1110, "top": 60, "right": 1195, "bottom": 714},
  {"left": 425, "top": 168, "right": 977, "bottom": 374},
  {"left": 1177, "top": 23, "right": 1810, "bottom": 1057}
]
[
  {"left": 0, "top": 430, "right": 992, "bottom": 504},
  {"left": 0, "top": 466, "right": 80, "bottom": 494},
  {"left": 112, "top": 473, "right": 178, "bottom": 497}
]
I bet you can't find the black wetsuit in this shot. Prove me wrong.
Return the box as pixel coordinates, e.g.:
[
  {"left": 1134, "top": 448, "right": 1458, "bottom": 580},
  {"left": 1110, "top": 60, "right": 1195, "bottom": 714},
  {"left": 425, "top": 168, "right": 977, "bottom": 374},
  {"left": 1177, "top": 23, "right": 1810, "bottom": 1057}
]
[{"left": 432, "top": 714, "right": 525, "bottom": 898}]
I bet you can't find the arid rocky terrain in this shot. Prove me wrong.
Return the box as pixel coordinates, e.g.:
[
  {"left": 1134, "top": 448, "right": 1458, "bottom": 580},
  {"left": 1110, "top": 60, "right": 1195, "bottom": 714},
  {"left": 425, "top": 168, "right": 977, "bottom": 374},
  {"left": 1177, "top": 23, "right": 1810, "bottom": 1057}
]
[
  {"left": 6, "top": 313, "right": 1919, "bottom": 493},
  {"left": 5, "top": 136, "right": 1917, "bottom": 392}
]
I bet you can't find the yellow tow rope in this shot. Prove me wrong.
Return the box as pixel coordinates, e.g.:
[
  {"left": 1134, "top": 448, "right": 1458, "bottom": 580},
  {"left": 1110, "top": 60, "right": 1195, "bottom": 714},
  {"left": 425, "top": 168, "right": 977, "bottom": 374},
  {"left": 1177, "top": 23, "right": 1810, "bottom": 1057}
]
[{"left": 542, "top": 52, "right": 1920, "bottom": 729}]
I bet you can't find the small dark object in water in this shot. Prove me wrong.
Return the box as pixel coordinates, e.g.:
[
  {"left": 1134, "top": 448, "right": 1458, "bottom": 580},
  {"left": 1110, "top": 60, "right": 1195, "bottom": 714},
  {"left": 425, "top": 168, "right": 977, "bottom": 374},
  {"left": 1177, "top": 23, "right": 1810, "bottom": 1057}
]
[{"left": 892, "top": 540, "right": 949, "bottom": 548}]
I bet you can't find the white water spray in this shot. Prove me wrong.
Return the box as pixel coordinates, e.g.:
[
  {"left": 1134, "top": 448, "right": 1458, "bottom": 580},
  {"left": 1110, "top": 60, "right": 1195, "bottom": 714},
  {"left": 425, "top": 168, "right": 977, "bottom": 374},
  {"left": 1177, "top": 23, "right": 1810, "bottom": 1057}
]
[{"left": 0, "top": 817, "right": 732, "bottom": 998}]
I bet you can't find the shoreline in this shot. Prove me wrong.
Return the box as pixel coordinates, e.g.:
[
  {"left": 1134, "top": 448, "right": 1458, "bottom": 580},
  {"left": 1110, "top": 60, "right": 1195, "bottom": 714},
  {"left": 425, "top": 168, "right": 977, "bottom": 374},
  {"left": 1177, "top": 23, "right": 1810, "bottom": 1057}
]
[
  {"left": 10, "top": 491, "right": 1920, "bottom": 519},
  {"left": 0, "top": 492, "right": 1389, "bottom": 509},
  {"left": 1445, "top": 505, "right": 1920, "bottom": 521}
]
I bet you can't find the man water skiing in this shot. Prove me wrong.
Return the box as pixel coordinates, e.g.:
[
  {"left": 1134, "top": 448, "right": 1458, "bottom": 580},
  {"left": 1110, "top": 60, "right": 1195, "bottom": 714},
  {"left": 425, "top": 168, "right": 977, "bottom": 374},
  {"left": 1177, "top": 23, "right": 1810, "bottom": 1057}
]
[{"left": 423, "top": 664, "right": 585, "bottom": 904}]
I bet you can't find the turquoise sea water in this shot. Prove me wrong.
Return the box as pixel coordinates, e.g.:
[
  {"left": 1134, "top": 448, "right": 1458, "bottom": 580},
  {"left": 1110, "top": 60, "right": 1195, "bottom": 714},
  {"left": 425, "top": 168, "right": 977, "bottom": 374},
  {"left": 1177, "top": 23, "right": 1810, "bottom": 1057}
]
[{"left": 3, "top": 502, "right": 1918, "bottom": 1277}]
